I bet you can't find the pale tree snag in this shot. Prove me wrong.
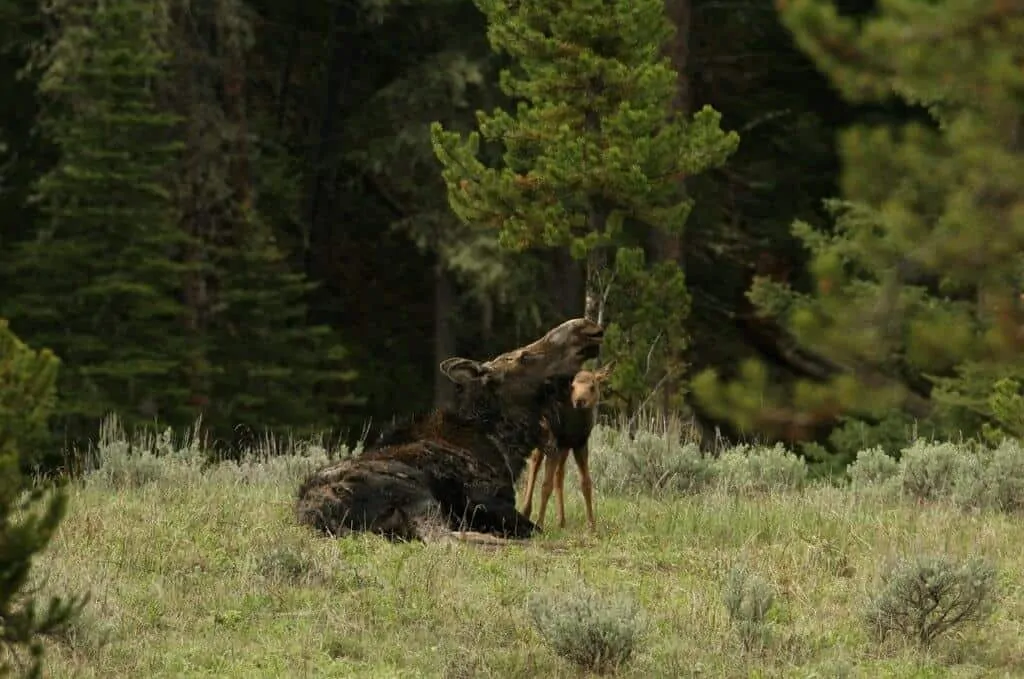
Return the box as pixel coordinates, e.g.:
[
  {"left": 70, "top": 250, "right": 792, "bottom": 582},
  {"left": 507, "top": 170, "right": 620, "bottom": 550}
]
[
  {"left": 584, "top": 245, "right": 615, "bottom": 370},
  {"left": 433, "top": 264, "right": 456, "bottom": 408},
  {"left": 584, "top": 202, "right": 609, "bottom": 324},
  {"left": 583, "top": 207, "right": 616, "bottom": 336}
]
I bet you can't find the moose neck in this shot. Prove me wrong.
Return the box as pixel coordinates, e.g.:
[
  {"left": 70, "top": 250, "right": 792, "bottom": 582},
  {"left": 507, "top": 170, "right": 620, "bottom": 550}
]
[{"left": 452, "top": 380, "right": 550, "bottom": 479}]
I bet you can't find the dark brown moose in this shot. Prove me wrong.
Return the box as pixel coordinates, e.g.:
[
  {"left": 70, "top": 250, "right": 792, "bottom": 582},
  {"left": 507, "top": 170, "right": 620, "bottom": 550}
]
[{"left": 295, "top": 318, "right": 604, "bottom": 542}]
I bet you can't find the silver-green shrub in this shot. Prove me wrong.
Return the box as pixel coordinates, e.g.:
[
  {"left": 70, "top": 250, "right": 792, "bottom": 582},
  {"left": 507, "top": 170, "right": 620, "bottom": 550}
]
[
  {"left": 712, "top": 443, "right": 808, "bottom": 494},
  {"left": 722, "top": 564, "right": 777, "bottom": 651},
  {"left": 864, "top": 554, "right": 998, "bottom": 646},
  {"left": 898, "top": 440, "right": 969, "bottom": 502},
  {"left": 527, "top": 587, "right": 644, "bottom": 674},
  {"left": 589, "top": 424, "right": 713, "bottom": 496},
  {"left": 952, "top": 438, "right": 1024, "bottom": 513},
  {"left": 846, "top": 446, "right": 900, "bottom": 490}
]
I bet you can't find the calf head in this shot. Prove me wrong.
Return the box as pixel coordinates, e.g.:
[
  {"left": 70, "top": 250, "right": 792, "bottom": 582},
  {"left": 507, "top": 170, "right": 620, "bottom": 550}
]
[
  {"left": 570, "top": 361, "right": 614, "bottom": 409},
  {"left": 439, "top": 318, "right": 605, "bottom": 420}
]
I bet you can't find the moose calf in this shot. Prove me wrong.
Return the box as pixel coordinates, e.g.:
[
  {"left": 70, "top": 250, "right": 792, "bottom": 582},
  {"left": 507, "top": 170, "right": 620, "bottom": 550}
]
[{"left": 519, "top": 363, "right": 612, "bottom": 533}]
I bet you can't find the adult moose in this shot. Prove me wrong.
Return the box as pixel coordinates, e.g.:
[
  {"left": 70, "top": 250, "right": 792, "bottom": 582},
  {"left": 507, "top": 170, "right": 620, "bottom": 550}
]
[{"left": 295, "top": 318, "right": 604, "bottom": 543}]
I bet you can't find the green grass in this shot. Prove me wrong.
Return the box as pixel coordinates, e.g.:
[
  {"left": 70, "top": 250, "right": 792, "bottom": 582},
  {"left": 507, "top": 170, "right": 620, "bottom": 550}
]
[{"left": 20, "top": 419, "right": 1024, "bottom": 677}]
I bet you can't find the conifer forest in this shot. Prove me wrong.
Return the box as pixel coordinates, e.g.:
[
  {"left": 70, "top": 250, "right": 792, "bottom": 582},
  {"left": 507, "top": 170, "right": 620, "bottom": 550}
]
[{"left": 2, "top": 0, "right": 1023, "bottom": 474}]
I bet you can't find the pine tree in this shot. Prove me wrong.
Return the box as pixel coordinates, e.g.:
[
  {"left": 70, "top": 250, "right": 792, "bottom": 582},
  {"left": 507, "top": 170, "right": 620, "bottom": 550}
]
[
  {"left": 167, "top": 0, "right": 359, "bottom": 440},
  {"left": 202, "top": 220, "right": 358, "bottom": 438},
  {"left": 430, "top": 0, "right": 739, "bottom": 407},
  {"left": 0, "top": 320, "right": 86, "bottom": 679},
  {"left": 0, "top": 0, "right": 45, "bottom": 254},
  {"left": 3, "top": 0, "right": 197, "bottom": 440},
  {"left": 692, "top": 0, "right": 1024, "bottom": 454}
]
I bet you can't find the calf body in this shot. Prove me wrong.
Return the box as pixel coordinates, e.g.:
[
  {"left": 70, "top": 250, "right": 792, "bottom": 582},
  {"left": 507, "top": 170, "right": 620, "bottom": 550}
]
[
  {"left": 296, "top": 319, "right": 604, "bottom": 542},
  {"left": 520, "top": 364, "right": 612, "bottom": 532}
]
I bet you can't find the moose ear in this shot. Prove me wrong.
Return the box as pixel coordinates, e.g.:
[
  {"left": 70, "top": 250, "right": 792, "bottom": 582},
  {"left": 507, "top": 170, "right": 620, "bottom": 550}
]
[{"left": 439, "top": 357, "right": 491, "bottom": 385}]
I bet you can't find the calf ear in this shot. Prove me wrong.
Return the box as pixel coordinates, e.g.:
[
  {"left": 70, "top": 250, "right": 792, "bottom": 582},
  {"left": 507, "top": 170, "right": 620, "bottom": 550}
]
[
  {"left": 439, "top": 357, "right": 491, "bottom": 385},
  {"left": 594, "top": 360, "right": 615, "bottom": 381}
]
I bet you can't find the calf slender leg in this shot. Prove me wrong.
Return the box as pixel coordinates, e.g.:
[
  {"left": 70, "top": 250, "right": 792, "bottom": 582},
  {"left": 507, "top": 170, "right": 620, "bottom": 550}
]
[
  {"left": 554, "top": 453, "right": 568, "bottom": 528},
  {"left": 535, "top": 449, "right": 567, "bottom": 529},
  {"left": 520, "top": 449, "right": 543, "bottom": 519},
  {"left": 573, "top": 444, "right": 596, "bottom": 532}
]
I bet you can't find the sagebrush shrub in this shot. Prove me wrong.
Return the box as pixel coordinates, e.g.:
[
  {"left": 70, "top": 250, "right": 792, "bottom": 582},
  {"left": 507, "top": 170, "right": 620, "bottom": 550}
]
[
  {"left": 527, "top": 587, "right": 643, "bottom": 674},
  {"left": 846, "top": 446, "right": 900, "bottom": 490},
  {"left": 825, "top": 412, "right": 918, "bottom": 469},
  {"left": 952, "top": 438, "right": 1024, "bottom": 513},
  {"left": 85, "top": 414, "right": 344, "bottom": 489},
  {"left": 590, "top": 424, "right": 712, "bottom": 496},
  {"left": 950, "top": 447, "right": 989, "bottom": 512},
  {"left": 89, "top": 438, "right": 165, "bottom": 489},
  {"left": 864, "top": 554, "right": 998, "bottom": 646},
  {"left": 208, "top": 444, "right": 335, "bottom": 487},
  {"left": 850, "top": 438, "right": 1024, "bottom": 514},
  {"left": 712, "top": 444, "right": 808, "bottom": 494},
  {"left": 86, "top": 416, "right": 206, "bottom": 490},
  {"left": 898, "top": 440, "right": 969, "bottom": 502},
  {"left": 722, "top": 564, "right": 777, "bottom": 651}
]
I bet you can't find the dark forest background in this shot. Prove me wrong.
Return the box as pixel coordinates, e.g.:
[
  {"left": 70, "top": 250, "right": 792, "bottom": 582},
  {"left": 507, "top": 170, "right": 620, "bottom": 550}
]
[{"left": 2, "top": 0, "right": 1022, "bottom": 477}]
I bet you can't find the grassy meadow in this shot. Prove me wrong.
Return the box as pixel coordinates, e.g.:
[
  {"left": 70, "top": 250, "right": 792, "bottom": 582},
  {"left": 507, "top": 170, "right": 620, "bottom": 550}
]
[{"left": 20, "top": 416, "right": 1024, "bottom": 678}]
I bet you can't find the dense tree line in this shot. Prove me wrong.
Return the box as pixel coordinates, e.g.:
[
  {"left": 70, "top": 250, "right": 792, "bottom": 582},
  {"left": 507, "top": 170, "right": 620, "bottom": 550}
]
[{"left": 1, "top": 0, "right": 1021, "bottom": 474}]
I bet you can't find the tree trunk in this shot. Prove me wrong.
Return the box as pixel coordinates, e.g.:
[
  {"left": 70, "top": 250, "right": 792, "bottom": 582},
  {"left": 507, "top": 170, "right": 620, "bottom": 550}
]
[
  {"left": 276, "top": 25, "right": 299, "bottom": 132},
  {"left": 556, "top": 250, "right": 584, "bottom": 318},
  {"left": 220, "top": 1, "right": 251, "bottom": 215},
  {"left": 433, "top": 264, "right": 456, "bottom": 408},
  {"left": 651, "top": 0, "right": 690, "bottom": 264},
  {"left": 665, "top": 0, "right": 692, "bottom": 119},
  {"left": 305, "top": 1, "right": 356, "bottom": 282},
  {"left": 173, "top": 2, "right": 210, "bottom": 414},
  {"left": 647, "top": 0, "right": 693, "bottom": 415},
  {"left": 480, "top": 295, "right": 494, "bottom": 345}
]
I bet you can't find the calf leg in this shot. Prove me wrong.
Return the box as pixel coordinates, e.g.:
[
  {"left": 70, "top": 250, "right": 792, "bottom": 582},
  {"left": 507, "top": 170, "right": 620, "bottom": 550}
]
[
  {"left": 536, "top": 449, "right": 567, "bottom": 529},
  {"left": 573, "top": 444, "right": 596, "bottom": 533},
  {"left": 554, "top": 453, "right": 568, "bottom": 528},
  {"left": 520, "top": 448, "right": 543, "bottom": 519}
]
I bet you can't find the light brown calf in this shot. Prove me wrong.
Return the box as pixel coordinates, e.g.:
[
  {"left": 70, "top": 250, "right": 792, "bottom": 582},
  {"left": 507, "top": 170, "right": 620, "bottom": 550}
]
[{"left": 520, "top": 363, "right": 612, "bottom": 533}]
